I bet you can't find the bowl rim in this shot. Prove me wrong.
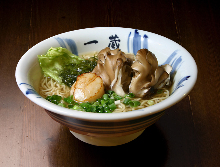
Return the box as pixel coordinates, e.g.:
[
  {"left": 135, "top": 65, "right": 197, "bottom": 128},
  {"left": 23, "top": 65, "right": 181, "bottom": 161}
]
[{"left": 15, "top": 27, "right": 198, "bottom": 122}]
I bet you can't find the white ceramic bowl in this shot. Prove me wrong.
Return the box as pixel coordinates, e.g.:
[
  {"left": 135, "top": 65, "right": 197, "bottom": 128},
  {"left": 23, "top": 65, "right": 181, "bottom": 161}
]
[{"left": 15, "top": 27, "right": 197, "bottom": 146}]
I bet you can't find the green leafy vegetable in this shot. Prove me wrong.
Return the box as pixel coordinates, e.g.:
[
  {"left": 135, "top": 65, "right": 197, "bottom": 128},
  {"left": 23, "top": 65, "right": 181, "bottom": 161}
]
[
  {"left": 59, "top": 56, "right": 97, "bottom": 87},
  {"left": 38, "top": 47, "right": 82, "bottom": 83},
  {"left": 38, "top": 47, "right": 97, "bottom": 87}
]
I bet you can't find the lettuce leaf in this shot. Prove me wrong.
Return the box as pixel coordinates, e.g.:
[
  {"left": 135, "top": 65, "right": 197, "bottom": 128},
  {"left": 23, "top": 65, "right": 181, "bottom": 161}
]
[{"left": 38, "top": 47, "right": 82, "bottom": 83}]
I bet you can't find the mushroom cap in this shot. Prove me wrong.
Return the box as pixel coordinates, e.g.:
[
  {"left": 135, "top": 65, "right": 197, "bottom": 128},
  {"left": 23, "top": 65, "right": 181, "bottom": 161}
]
[
  {"left": 129, "top": 49, "right": 172, "bottom": 97},
  {"left": 92, "top": 47, "right": 132, "bottom": 96}
]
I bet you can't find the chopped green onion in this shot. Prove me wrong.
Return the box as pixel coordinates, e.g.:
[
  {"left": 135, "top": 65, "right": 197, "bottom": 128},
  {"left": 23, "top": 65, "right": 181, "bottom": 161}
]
[
  {"left": 64, "top": 95, "right": 74, "bottom": 104},
  {"left": 107, "top": 90, "right": 114, "bottom": 95},
  {"left": 109, "top": 103, "right": 117, "bottom": 111},
  {"left": 101, "top": 100, "right": 106, "bottom": 105},
  {"left": 112, "top": 92, "right": 123, "bottom": 100},
  {"left": 92, "top": 101, "right": 100, "bottom": 106},
  {"left": 97, "top": 106, "right": 104, "bottom": 113},
  {"left": 72, "top": 105, "right": 83, "bottom": 111},
  {"left": 58, "top": 103, "right": 66, "bottom": 107},
  {"left": 105, "top": 109, "right": 111, "bottom": 113},
  {"left": 109, "top": 99, "right": 115, "bottom": 104},
  {"left": 129, "top": 101, "right": 141, "bottom": 107},
  {"left": 80, "top": 102, "right": 90, "bottom": 109},
  {"left": 147, "top": 100, "right": 154, "bottom": 106},
  {"left": 90, "top": 105, "right": 97, "bottom": 113},
  {"left": 46, "top": 95, "right": 62, "bottom": 105},
  {"left": 68, "top": 104, "right": 74, "bottom": 108},
  {"left": 45, "top": 90, "right": 141, "bottom": 113},
  {"left": 125, "top": 93, "right": 135, "bottom": 98},
  {"left": 157, "top": 89, "right": 163, "bottom": 94},
  {"left": 123, "top": 98, "right": 131, "bottom": 105},
  {"left": 103, "top": 94, "right": 109, "bottom": 100},
  {"left": 103, "top": 104, "right": 109, "bottom": 110}
]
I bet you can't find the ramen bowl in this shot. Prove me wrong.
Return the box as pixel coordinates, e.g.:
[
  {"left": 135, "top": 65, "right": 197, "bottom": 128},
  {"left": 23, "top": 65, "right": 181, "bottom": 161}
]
[{"left": 15, "top": 27, "right": 197, "bottom": 146}]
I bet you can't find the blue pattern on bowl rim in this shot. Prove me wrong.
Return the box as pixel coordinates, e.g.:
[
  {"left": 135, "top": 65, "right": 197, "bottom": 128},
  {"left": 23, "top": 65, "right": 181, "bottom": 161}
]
[
  {"left": 127, "top": 29, "right": 148, "bottom": 54},
  {"left": 19, "top": 83, "right": 41, "bottom": 98},
  {"left": 55, "top": 37, "right": 78, "bottom": 55}
]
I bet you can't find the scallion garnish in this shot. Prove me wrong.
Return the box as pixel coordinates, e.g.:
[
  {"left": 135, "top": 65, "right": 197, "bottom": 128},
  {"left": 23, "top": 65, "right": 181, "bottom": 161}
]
[{"left": 45, "top": 90, "right": 141, "bottom": 113}]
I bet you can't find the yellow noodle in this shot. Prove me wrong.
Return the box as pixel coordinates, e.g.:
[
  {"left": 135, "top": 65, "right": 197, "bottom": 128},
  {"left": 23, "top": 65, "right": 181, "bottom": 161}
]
[
  {"left": 122, "top": 89, "right": 169, "bottom": 112},
  {"left": 113, "top": 103, "right": 126, "bottom": 113},
  {"left": 39, "top": 77, "right": 70, "bottom": 98}
]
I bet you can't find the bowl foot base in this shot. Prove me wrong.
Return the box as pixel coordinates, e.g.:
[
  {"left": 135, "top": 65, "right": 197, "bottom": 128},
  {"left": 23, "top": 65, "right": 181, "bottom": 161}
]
[{"left": 70, "top": 130, "right": 145, "bottom": 146}]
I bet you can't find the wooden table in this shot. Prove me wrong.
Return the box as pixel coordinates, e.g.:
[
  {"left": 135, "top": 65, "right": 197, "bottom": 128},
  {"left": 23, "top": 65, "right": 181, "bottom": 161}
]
[{"left": 1, "top": 0, "right": 220, "bottom": 166}]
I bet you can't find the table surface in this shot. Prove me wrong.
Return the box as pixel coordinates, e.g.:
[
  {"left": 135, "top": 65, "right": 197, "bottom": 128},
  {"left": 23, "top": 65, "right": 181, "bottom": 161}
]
[{"left": 1, "top": 0, "right": 220, "bottom": 166}]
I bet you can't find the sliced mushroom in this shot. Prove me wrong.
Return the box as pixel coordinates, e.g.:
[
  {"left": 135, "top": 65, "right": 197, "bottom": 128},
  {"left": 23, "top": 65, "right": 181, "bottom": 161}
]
[
  {"left": 129, "top": 49, "right": 172, "bottom": 97},
  {"left": 92, "top": 47, "right": 133, "bottom": 96},
  {"left": 154, "top": 64, "right": 172, "bottom": 89}
]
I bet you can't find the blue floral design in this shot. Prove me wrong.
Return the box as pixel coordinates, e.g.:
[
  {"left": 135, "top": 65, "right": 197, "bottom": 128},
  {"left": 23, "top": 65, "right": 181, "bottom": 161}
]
[
  {"left": 161, "top": 50, "right": 191, "bottom": 94},
  {"left": 19, "top": 83, "right": 41, "bottom": 98},
  {"left": 172, "top": 76, "right": 190, "bottom": 94},
  {"left": 162, "top": 50, "right": 183, "bottom": 76},
  {"left": 127, "top": 29, "right": 148, "bottom": 54},
  {"left": 54, "top": 37, "right": 78, "bottom": 55}
]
